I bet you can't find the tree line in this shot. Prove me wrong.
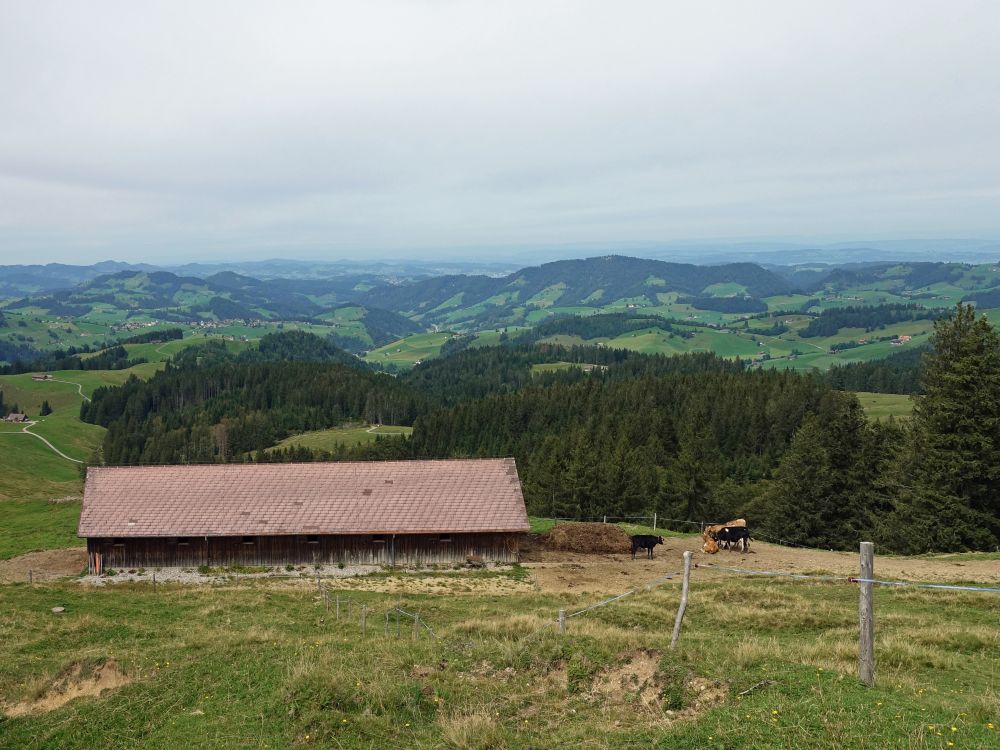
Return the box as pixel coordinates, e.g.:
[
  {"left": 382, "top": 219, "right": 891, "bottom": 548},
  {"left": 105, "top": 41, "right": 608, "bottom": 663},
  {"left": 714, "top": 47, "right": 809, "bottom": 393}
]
[{"left": 799, "top": 303, "right": 939, "bottom": 338}]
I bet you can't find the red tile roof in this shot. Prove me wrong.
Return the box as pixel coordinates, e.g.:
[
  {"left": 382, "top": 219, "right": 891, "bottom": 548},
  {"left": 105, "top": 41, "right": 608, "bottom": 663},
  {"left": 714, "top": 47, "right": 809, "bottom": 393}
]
[{"left": 78, "top": 459, "right": 530, "bottom": 537}]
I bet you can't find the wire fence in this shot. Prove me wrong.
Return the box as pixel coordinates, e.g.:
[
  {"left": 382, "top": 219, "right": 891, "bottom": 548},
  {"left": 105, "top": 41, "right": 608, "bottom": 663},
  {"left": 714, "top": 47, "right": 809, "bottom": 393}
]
[
  {"left": 295, "top": 540, "right": 1000, "bottom": 693},
  {"left": 700, "top": 561, "right": 1000, "bottom": 595}
]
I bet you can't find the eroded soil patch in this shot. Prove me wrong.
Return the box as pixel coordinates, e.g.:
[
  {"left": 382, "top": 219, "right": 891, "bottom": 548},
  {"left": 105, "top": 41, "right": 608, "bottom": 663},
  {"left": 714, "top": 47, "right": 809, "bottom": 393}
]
[{"left": 3, "top": 658, "right": 131, "bottom": 717}]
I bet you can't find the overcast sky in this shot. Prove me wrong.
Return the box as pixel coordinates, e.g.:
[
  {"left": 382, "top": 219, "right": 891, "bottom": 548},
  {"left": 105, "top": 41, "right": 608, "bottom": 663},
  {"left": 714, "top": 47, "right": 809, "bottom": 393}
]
[{"left": 1, "top": 1, "right": 999, "bottom": 265}]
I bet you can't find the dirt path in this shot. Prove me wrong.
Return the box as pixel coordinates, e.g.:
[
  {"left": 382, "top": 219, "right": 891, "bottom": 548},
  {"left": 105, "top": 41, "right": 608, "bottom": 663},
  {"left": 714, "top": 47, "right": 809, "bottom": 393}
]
[
  {"left": 5, "top": 537, "right": 996, "bottom": 593},
  {"left": 0, "top": 422, "right": 84, "bottom": 463},
  {"left": 48, "top": 379, "right": 91, "bottom": 402},
  {"left": 523, "top": 535, "right": 1000, "bottom": 595}
]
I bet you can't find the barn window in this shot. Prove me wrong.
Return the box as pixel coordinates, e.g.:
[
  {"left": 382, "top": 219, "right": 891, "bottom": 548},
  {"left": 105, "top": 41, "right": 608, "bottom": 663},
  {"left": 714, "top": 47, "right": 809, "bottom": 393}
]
[
  {"left": 371, "top": 535, "right": 386, "bottom": 544},
  {"left": 305, "top": 535, "right": 319, "bottom": 544},
  {"left": 439, "top": 534, "right": 452, "bottom": 543},
  {"left": 241, "top": 536, "right": 255, "bottom": 545},
  {"left": 177, "top": 537, "right": 191, "bottom": 546}
]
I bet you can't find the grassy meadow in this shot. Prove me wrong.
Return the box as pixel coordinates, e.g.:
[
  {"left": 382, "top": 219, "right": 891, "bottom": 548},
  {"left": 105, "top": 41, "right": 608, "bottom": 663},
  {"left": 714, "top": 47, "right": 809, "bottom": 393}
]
[
  {"left": 0, "top": 499, "right": 81, "bottom": 560},
  {"left": 269, "top": 424, "right": 414, "bottom": 453},
  {"left": 855, "top": 392, "right": 915, "bottom": 421},
  {"left": 363, "top": 332, "right": 455, "bottom": 369},
  {"left": 0, "top": 568, "right": 996, "bottom": 749}
]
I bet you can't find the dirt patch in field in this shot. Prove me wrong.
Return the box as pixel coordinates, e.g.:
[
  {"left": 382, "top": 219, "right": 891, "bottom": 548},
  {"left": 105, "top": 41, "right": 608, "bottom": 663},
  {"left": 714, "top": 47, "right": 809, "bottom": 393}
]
[
  {"left": 2, "top": 659, "right": 131, "bottom": 717},
  {"left": 546, "top": 523, "right": 631, "bottom": 554},
  {"left": 681, "top": 677, "right": 729, "bottom": 717},
  {"left": 525, "top": 535, "right": 1000, "bottom": 595},
  {"left": 586, "top": 650, "right": 727, "bottom": 723},
  {"left": 590, "top": 649, "right": 663, "bottom": 709},
  {"left": 0, "top": 547, "right": 87, "bottom": 584}
]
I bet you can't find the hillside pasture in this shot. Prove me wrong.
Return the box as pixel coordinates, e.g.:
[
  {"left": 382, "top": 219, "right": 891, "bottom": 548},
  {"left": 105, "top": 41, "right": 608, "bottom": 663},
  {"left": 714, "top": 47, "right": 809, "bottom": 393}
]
[
  {"left": 268, "top": 424, "right": 413, "bottom": 453},
  {"left": 0, "top": 498, "right": 81, "bottom": 560},
  {"left": 0, "top": 541, "right": 997, "bottom": 749},
  {"left": 362, "top": 332, "right": 457, "bottom": 369},
  {"left": 855, "top": 392, "right": 914, "bottom": 420}
]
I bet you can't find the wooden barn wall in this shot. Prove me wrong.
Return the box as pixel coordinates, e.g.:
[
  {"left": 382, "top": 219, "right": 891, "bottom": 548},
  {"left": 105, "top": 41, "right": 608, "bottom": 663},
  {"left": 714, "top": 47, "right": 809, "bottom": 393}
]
[{"left": 86, "top": 533, "right": 521, "bottom": 570}]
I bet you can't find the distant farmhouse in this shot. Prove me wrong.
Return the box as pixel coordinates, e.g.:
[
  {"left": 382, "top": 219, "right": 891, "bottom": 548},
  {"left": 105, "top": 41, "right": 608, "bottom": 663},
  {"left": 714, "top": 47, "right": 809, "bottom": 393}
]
[
  {"left": 3, "top": 413, "right": 29, "bottom": 423},
  {"left": 78, "top": 459, "right": 530, "bottom": 572}
]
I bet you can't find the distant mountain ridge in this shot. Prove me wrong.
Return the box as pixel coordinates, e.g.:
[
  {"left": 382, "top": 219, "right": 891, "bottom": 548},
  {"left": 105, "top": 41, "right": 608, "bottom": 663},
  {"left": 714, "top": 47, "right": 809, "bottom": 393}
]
[
  {"left": 358, "top": 255, "right": 794, "bottom": 328},
  {"left": 0, "top": 258, "right": 520, "bottom": 298}
]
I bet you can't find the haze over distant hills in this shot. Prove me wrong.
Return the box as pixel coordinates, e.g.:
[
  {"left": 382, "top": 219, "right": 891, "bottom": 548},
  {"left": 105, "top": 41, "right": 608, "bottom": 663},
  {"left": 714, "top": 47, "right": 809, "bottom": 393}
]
[{"left": 2, "top": 238, "right": 998, "bottom": 299}]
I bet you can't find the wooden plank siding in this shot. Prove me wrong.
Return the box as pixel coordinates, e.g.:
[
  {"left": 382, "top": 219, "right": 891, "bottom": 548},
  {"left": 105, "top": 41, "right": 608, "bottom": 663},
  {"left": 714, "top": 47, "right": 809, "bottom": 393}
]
[{"left": 86, "top": 532, "right": 521, "bottom": 571}]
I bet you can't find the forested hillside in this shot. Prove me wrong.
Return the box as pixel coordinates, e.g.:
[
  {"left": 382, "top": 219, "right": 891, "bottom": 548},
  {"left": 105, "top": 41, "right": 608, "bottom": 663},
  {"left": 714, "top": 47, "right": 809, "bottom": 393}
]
[
  {"left": 82, "top": 338, "right": 422, "bottom": 463},
  {"left": 825, "top": 346, "right": 926, "bottom": 394},
  {"left": 74, "top": 307, "right": 1000, "bottom": 553},
  {"left": 799, "top": 304, "right": 940, "bottom": 338},
  {"left": 358, "top": 256, "right": 792, "bottom": 328}
]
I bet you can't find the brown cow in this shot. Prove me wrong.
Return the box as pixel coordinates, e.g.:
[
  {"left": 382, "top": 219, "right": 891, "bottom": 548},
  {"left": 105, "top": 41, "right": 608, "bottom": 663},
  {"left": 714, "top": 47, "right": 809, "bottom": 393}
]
[
  {"left": 704, "top": 518, "right": 747, "bottom": 538},
  {"left": 703, "top": 518, "right": 748, "bottom": 553}
]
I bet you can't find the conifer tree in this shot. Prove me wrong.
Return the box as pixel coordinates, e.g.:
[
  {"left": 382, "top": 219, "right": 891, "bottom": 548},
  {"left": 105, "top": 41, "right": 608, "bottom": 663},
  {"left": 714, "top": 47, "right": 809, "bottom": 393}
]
[{"left": 904, "top": 303, "right": 1000, "bottom": 548}]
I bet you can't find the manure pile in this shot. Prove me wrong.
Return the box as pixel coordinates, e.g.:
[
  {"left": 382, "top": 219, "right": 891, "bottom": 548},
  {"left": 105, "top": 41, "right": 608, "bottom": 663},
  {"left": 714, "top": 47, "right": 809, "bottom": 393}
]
[{"left": 547, "top": 522, "right": 631, "bottom": 554}]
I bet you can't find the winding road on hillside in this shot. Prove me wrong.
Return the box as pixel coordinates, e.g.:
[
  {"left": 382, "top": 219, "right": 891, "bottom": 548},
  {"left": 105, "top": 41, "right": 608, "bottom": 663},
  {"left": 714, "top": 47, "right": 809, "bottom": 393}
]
[
  {"left": 47, "top": 378, "right": 91, "bottom": 402},
  {"left": 0, "top": 376, "right": 91, "bottom": 463},
  {"left": 0, "top": 421, "right": 83, "bottom": 464}
]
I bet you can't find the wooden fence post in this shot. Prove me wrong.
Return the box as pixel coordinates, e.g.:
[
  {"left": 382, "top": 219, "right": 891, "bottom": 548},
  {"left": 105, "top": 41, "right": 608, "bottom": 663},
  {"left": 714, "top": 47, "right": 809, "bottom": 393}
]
[
  {"left": 670, "top": 551, "right": 693, "bottom": 649},
  {"left": 859, "top": 541, "right": 875, "bottom": 687},
  {"left": 413, "top": 613, "right": 420, "bottom": 641},
  {"left": 384, "top": 611, "right": 389, "bottom": 636},
  {"left": 29, "top": 570, "right": 33, "bottom": 585},
  {"left": 653, "top": 512, "right": 657, "bottom": 531},
  {"left": 558, "top": 609, "right": 566, "bottom": 634},
  {"left": 336, "top": 594, "right": 340, "bottom": 620},
  {"left": 361, "top": 606, "right": 367, "bottom": 637},
  {"left": 152, "top": 571, "right": 156, "bottom": 593}
]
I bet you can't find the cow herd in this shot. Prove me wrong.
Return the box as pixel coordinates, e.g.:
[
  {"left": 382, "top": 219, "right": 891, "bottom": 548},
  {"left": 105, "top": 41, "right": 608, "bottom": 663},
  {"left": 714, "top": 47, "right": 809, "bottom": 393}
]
[
  {"left": 627, "top": 518, "right": 752, "bottom": 560},
  {"left": 701, "top": 518, "right": 752, "bottom": 554}
]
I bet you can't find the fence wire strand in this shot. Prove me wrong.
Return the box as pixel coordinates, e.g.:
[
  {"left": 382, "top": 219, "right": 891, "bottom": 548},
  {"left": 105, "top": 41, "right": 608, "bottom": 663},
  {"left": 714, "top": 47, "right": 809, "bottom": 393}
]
[{"left": 700, "top": 562, "right": 1000, "bottom": 594}]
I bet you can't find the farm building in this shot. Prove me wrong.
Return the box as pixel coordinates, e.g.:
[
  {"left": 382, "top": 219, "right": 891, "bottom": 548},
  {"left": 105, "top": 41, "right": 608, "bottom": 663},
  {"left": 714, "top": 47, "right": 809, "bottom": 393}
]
[
  {"left": 4, "top": 413, "right": 28, "bottom": 423},
  {"left": 78, "top": 459, "right": 530, "bottom": 572}
]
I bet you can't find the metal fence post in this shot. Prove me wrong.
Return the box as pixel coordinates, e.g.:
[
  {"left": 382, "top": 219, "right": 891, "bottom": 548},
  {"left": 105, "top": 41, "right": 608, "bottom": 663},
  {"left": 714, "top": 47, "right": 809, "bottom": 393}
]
[
  {"left": 670, "top": 551, "right": 693, "bottom": 648},
  {"left": 859, "top": 541, "right": 875, "bottom": 687}
]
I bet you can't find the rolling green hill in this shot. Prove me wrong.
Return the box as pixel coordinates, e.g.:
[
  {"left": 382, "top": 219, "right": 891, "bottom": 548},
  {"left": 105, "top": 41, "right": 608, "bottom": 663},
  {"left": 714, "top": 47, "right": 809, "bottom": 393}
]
[
  {"left": 358, "top": 256, "right": 793, "bottom": 329},
  {"left": 5, "top": 257, "right": 1000, "bottom": 375}
]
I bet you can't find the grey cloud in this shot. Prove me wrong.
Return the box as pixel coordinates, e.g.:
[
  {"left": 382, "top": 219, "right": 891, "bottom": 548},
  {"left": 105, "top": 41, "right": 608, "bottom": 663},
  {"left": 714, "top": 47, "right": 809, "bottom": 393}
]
[{"left": 1, "top": 1, "right": 998, "bottom": 264}]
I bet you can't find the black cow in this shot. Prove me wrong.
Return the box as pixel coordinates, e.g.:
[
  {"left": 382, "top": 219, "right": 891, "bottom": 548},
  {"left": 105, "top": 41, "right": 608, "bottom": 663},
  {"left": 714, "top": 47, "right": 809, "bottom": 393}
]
[
  {"left": 715, "top": 526, "right": 751, "bottom": 553},
  {"left": 630, "top": 534, "right": 664, "bottom": 559}
]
